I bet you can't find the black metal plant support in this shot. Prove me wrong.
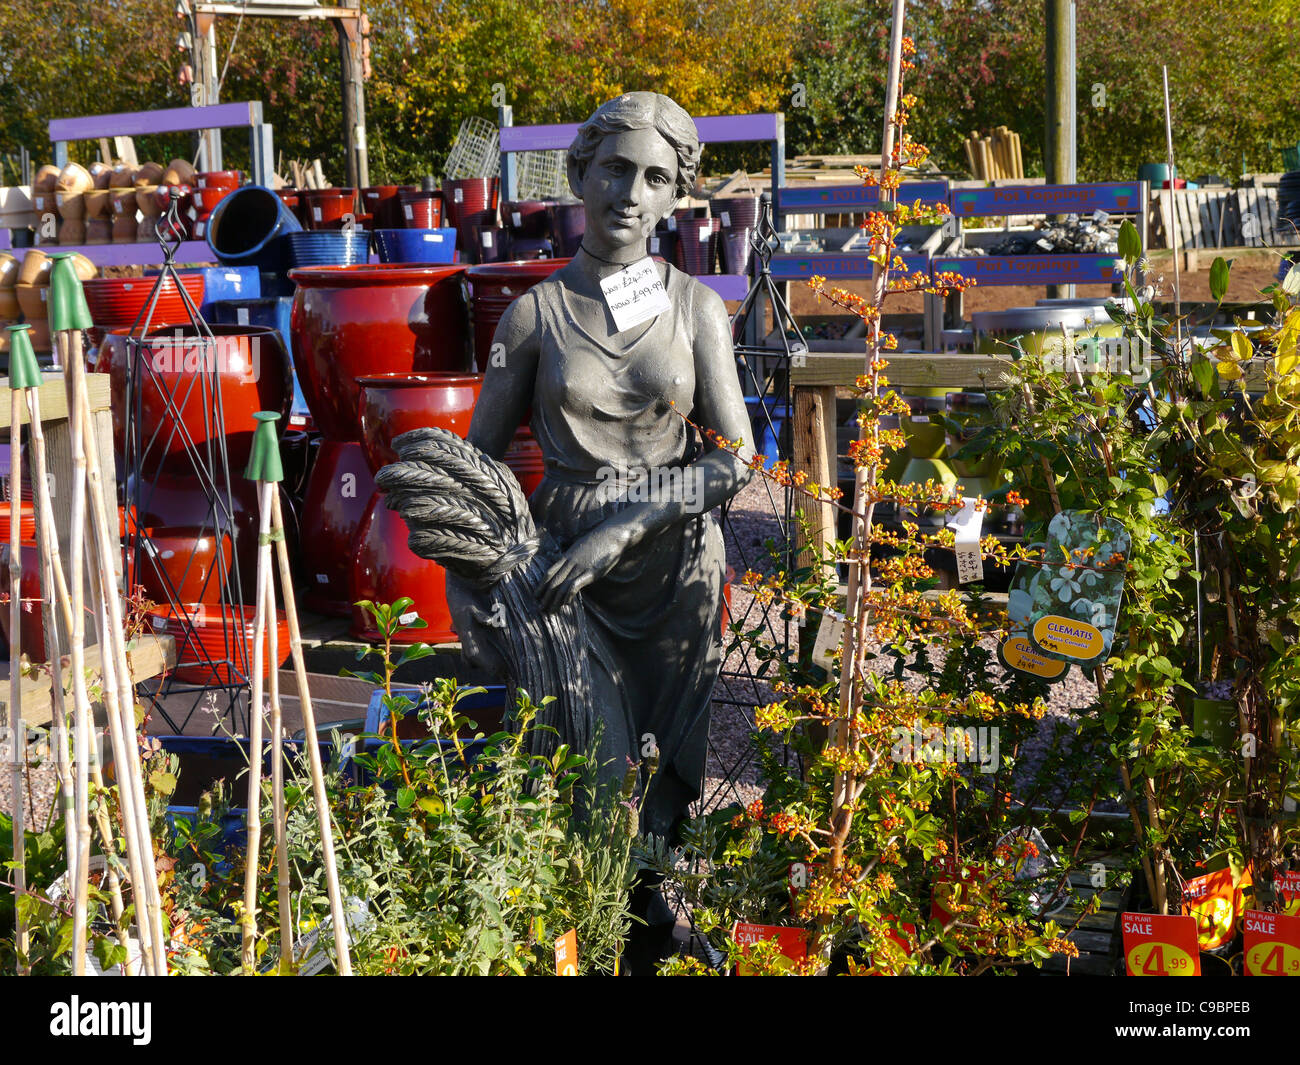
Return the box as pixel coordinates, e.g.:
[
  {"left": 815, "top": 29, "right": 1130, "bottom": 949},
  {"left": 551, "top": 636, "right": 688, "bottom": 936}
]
[{"left": 123, "top": 187, "right": 253, "bottom": 733}]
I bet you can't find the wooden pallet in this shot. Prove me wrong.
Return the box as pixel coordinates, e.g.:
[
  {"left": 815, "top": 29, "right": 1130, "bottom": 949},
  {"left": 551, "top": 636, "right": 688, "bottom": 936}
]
[
  {"left": 1153, "top": 186, "right": 1292, "bottom": 249},
  {"left": 1042, "top": 852, "right": 1134, "bottom": 975}
]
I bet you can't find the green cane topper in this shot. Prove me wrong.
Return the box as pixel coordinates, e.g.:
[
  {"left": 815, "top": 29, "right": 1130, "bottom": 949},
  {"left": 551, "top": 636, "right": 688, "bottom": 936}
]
[
  {"left": 244, "top": 411, "right": 284, "bottom": 483},
  {"left": 6, "top": 324, "right": 43, "bottom": 391},
  {"left": 48, "top": 255, "right": 94, "bottom": 333}
]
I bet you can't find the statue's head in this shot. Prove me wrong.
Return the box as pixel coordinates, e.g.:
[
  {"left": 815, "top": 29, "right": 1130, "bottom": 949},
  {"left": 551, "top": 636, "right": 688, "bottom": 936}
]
[{"left": 567, "top": 92, "right": 700, "bottom": 251}]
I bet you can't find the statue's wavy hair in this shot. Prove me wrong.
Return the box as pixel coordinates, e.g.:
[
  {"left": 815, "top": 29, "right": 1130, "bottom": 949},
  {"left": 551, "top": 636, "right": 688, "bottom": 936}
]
[{"left": 567, "top": 92, "right": 700, "bottom": 201}]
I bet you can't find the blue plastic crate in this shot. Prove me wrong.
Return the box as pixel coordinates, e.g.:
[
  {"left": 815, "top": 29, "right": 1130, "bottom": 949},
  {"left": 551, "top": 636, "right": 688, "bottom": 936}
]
[{"left": 170, "top": 265, "right": 261, "bottom": 309}]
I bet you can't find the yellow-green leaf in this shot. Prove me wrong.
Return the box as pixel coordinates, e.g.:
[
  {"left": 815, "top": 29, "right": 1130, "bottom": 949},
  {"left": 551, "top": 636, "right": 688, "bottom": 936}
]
[{"left": 1230, "top": 330, "right": 1253, "bottom": 363}]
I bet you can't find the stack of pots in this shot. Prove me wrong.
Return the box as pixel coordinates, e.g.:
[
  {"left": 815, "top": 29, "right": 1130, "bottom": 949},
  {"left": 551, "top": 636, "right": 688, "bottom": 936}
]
[
  {"left": 192, "top": 170, "right": 242, "bottom": 240},
  {"left": 288, "top": 264, "right": 470, "bottom": 618},
  {"left": 443, "top": 178, "right": 499, "bottom": 261},
  {"left": 84, "top": 163, "right": 114, "bottom": 245},
  {"left": 711, "top": 194, "right": 760, "bottom": 275},
  {"left": 109, "top": 164, "right": 140, "bottom": 243},
  {"left": 675, "top": 215, "right": 721, "bottom": 276},
  {"left": 82, "top": 270, "right": 205, "bottom": 343},
  {"left": 353, "top": 371, "right": 483, "bottom": 642},
  {"left": 101, "top": 322, "right": 295, "bottom": 677},
  {"left": 465, "top": 259, "right": 569, "bottom": 371},
  {"left": 14, "top": 250, "right": 94, "bottom": 353},
  {"left": 53, "top": 163, "right": 94, "bottom": 246},
  {"left": 30, "top": 165, "right": 61, "bottom": 245}
]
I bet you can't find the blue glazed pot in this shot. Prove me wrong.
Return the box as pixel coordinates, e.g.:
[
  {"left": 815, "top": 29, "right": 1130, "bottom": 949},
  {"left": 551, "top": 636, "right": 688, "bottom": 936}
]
[
  {"left": 205, "top": 184, "right": 302, "bottom": 268},
  {"left": 372, "top": 227, "right": 458, "bottom": 264},
  {"left": 285, "top": 230, "right": 372, "bottom": 268}
]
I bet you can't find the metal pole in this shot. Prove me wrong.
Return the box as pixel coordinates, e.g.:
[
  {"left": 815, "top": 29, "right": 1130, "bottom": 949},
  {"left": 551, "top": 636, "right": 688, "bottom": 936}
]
[{"left": 1045, "top": 0, "right": 1077, "bottom": 297}]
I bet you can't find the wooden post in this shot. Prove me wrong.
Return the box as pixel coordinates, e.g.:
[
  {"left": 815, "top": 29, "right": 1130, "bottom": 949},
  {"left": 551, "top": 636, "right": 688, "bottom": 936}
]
[
  {"left": 791, "top": 385, "right": 837, "bottom": 577},
  {"left": 1045, "top": 0, "right": 1077, "bottom": 299},
  {"left": 336, "top": 17, "right": 370, "bottom": 189}
]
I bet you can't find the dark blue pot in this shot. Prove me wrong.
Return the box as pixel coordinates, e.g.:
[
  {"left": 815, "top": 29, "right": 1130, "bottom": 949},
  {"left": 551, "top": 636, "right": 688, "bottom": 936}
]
[{"left": 372, "top": 227, "right": 458, "bottom": 264}]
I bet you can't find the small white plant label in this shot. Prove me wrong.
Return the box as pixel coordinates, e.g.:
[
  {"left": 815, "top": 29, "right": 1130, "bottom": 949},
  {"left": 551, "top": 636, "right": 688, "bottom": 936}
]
[{"left": 947, "top": 497, "right": 985, "bottom": 584}]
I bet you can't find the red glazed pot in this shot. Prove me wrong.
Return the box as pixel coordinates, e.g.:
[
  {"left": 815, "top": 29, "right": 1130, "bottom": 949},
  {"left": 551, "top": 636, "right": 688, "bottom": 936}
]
[
  {"left": 196, "top": 170, "right": 241, "bottom": 192},
  {"left": 82, "top": 274, "right": 206, "bottom": 333},
  {"left": 146, "top": 604, "right": 290, "bottom": 685},
  {"left": 363, "top": 185, "right": 417, "bottom": 229},
  {"left": 356, "top": 372, "right": 483, "bottom": 474},
  {"left": 0, "top": 502, "right": 37, "bottom": 543},
  {"left": 398, "top": 190, "right": 443, "bottom": 229},
  {"left": 300, "top": 188, "right": 357, "bottom": 230},
  {"left": 136, "top": 525, "right": 234, "bottom": 606},
  {"left": 299, "top": 439, "right": 377, "bottom": 615},
  {"left": 289, "top": 264, "right": 471, "bottom": 441},
  {"left": 350, "top": 494, "right": 455, "bottom": 644},
  {"left": 466, "top": 259, "right": 569, "bottom": 372},
  {"left": 103, "top": 324, "right": 293, "bottom": 475},
  {"left": 503, "top": 426, "right": 544, "bottom": 499}
]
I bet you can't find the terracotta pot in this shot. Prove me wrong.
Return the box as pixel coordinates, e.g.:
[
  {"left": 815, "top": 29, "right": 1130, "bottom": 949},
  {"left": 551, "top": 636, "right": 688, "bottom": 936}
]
[
  {"left": 90, "top": 162, "right": 113, "bottom": 189},
  {"left": 112, "top": 214, "right": 138, "bottom": 243},
  {"left": 15, "top": 284, "right": 47, "bottom": 321},
  {"left": 84, "top": 188, "right": 111, "bottom": 219},
  {"left": 136, "top": 186, "right": 163, "bottom": 217},
  {"left": 136, "top": 525, "right": 234, "bottom": 606},
  {"left": 299, "top": 439, "right": 377, "bottom": 615},
  {"left": 64, "top": 254, "right": 96, "bottom": 282},
  {"left": 104, "top": 324, "right": 292, "bottom": 475},
  {"left": 133, "top": 162, "right": 164, "bottom": 188},
  {"left": 23, "top": 321, "right": 51, "bottom": 352},
  {"left": 17, "top": 250, "right": 49, "bottom": 287},
  {"left": 0, "top": 288, "right": 18, "bottom": 321},
  {"left": 137, "top": 217, "right": 163, "bottom": 242},
  {"left": 54, "top": 190, "right": 86, "bottom": 220},
  {"left": 0, "top": 541, "right": 47, "bottom": 660},
  {"left": 85, "top": 219, "right": 111, "bottom": 245},
  {"left": 57, "top": 218, "right": 86, "bottom": 245},
  {"left": 110, "top": 188, "right": 138, "bottom": 217},
  {"left": 289, "top": 264, "right": 470, "bottom": 440},
  {"left": 108, "top": 165, "right": 136, "bottom": 188},
  {"left": 466, "top": 258, "right": 569, "bottom": 371},
  {"left": 350, "top": 495, "right": 456, "bottom": 643},
  {"left": 356, "top": 372, "right": 483, "bottom": 473},
  {"left": 0, "top": 253, "right": 17, "bottom": 288},
  {"left": 163, "top": 158, "right": 197, "bottom": 187},
  {"left": 32, "top": 165, "right": 61, "bottom": 192},
  {"left": 146, "top": 603, "right": 290, "bottom": 685}
]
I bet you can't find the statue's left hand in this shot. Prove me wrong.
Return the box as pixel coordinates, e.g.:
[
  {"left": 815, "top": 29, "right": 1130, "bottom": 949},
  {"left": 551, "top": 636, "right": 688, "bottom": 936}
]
[{"left": 536, "top": 518, "right": 633, "bottom": 612}]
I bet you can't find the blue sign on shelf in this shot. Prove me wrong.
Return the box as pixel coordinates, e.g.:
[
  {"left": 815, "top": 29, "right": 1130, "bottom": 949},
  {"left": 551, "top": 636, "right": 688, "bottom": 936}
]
[
  {"left": 931, "top": 254, "right": 1124, "bottom": 286},
  {"left": 776, "top": 181, "right": 949, "bottom": 213},
  {"left": 769, "top": 252, "right": 930, "bottom": 281},
  {"left": 949, "top": 182, "right": 1141, "bottom": 218}
]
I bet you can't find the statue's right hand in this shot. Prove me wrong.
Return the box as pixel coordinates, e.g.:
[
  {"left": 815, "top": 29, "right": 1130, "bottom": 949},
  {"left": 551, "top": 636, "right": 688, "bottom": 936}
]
[{"left": 445, "top": 574, "right": 508, "bottom": 676}]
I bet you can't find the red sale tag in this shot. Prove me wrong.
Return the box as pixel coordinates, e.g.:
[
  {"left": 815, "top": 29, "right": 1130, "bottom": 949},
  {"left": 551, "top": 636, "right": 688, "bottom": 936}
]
[
  {"left": 1180, "top": 867, "right": 1244, "bottom": 950},
  {"left": 1121, "top": 912, "right": 1201, "bottom": 976},
  {"left": 554, "top": 928, "right": 578, "bottom": 976},
  {"left": 731, "top": 921, "right": 808, "bottom": 975},
  {"left": 1277, "top": 870, "right": 1300, "bottom": 916},
  {"left": 1242, "top": 909, "right": 1300, "bottom": 976}
]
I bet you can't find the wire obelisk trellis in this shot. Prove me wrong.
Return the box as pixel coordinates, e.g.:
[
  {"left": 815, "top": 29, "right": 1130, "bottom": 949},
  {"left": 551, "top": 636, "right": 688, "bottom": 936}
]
[
  {"left": 123, "top": 188, "right": 253, "bottom": 733},
  {"left": 703, "top": 196, "right": 804, "bottom": 812}
]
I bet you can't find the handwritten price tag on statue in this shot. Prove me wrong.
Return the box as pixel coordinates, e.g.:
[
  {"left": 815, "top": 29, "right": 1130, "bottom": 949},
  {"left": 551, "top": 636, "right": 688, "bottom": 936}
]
[
  {"left": 1243, "top": 909, "right": 1300, "bottom": 975},
  {"left": 599, "top": 256, "right": 671, "bottom": 333},
  {"left": 554, "top": 928, "right": 578, "bottom": 975},
  {"left": 1121, "top": 912, "right": 1201, "bottom": 976}
]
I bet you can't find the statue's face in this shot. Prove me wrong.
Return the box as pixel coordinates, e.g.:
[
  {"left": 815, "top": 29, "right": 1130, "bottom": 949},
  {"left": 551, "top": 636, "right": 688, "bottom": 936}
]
[{"left": 579, "top": 127, "right": 679, "bottom": 253}]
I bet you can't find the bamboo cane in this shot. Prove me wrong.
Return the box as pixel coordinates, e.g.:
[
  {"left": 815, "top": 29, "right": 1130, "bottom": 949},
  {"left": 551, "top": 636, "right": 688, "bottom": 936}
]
[
  {"left": 50, "top": 258, "right": 161, "bottom": 974},
  {"left": 240, "top": 478, "right": 274, "bottom": 974},
  {"left": 266, "top": 572, "right": 293, "bottom": 970},
  {"left": 6, "top": 325, "right": 37, "bottom": 974},
  {"left": 270, "top": 477, "right": 351, "bottom": 974}
]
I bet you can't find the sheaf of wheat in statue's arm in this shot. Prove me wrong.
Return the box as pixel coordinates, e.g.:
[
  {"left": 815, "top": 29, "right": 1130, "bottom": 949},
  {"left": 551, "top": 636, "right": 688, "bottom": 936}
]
[{"left": 375, "top": 92, "right": 755, "bottom": 841}]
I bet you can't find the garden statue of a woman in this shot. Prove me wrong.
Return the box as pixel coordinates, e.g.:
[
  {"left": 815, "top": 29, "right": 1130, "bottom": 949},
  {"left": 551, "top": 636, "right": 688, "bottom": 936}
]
[{"left": 446, "top": 91, "right": 755, "bottom": 845}]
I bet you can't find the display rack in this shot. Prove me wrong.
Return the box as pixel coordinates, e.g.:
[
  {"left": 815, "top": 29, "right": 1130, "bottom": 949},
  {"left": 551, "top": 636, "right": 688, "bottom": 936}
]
[
  {"left": 15, "top": 102, "right": 275, "bottom": 267},
  {"left": 496, "top": 107, "right": 784, "bottom": 304},
  {"left": 932, "top": 181, "right": 1149, "bottom": 327}
]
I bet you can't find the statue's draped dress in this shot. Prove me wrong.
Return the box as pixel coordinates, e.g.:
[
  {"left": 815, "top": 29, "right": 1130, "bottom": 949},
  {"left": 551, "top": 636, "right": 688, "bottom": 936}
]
[{"left": 525, "top": 262, "right": 726, "bottom": 838}]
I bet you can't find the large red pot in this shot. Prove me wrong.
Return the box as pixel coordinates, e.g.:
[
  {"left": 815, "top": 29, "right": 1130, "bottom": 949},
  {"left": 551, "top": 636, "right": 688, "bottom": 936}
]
[
  {"left": 466, "top": 259, "right": 569, "bottom": 371},
  {"left": 136, "top": 525, "right": 234, "bottom": 606},
  {"left": 289, "top": 264, "right": 471, "bottom": 441},
  {"left": 350, "top": 495, "right": 455, "bottom": 643},
  {"left": 104, "top": 324, "right": 292, "bottom": 474},
  {"left": 299, "top": 439, "right": 377, "bottom": 616},
  {"left": 356, "top": 372, "right": 483, "bottom": 474}
]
